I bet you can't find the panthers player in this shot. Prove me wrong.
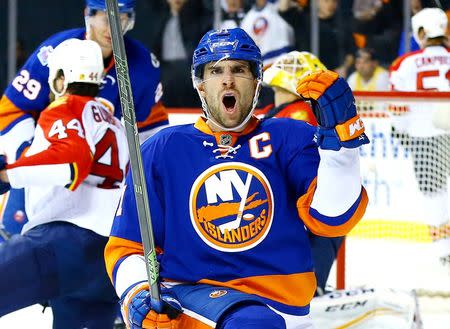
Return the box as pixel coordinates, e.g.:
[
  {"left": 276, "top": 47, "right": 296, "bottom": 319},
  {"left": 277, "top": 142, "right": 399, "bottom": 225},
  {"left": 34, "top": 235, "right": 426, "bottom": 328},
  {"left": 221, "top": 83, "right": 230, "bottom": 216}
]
[
  {"left": 262, "top": 51, "right": 324, "bottom": 124},
  {"left": 0, "top": 39, "right": 128, "bottom": 328},
  {"left": 263, "top": 50, "right": 344, "bottom": 295},
  {"left": 0, "top": 0, "right": 168, "bottom": 238},
  {"left": 105, "top": 28, "right": 369, "bottom": 328}
]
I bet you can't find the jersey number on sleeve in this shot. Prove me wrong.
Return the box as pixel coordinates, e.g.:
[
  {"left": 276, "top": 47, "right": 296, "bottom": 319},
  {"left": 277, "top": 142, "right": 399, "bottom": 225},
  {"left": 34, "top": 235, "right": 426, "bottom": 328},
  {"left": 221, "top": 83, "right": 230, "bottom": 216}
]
[
  {"left": 12, "top": 70, "right": 42, "bottom": 100},
  {"left": 48, "top": 119, "right": 84, "bottom": 139},
  {"left": 91, "top": 128, "right": 124, "bottom": 189},
  {"left": 416, "top": 69, "right": 450, "bottom": 90}
]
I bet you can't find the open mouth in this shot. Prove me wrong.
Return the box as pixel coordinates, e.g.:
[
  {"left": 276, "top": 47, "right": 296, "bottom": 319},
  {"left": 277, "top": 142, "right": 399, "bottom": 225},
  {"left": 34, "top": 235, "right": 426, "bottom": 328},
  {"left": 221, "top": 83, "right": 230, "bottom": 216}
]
[{"left": 222, "top": 95, "right": 237, "bottom": 112}]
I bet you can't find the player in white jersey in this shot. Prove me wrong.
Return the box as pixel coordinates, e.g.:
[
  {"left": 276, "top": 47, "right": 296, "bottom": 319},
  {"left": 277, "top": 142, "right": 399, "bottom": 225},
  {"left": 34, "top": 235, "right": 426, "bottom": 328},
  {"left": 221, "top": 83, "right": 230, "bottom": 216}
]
[
  {"left": 240, "top": 0, "right": 295, "bottom": 66},
  {"left": 389, "top": 7, "right": 449, "bottom": 266},
  {"left": 0, "top": 39, "right": 128, "bottom": 328},
  {"left": 390, "top": 8, "right": 449, "bottom": 93}
]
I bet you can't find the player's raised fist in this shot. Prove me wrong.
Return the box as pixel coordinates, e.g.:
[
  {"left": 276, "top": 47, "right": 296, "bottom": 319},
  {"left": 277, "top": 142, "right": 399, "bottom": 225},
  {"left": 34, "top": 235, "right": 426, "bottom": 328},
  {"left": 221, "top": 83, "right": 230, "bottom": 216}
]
[
  {"left": 296, "top": 70, "right": 370, "bottom": 150},
  {"left": 296, "top": 70, "right": 339, "bottom": 101}
]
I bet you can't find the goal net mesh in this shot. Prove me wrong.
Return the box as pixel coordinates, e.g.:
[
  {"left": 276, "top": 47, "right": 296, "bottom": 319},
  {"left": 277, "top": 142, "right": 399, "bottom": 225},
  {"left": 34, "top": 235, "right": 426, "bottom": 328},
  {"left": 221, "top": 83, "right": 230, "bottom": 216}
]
[{"left": 335, "top": 91, "right": 450, "bottom": 297}]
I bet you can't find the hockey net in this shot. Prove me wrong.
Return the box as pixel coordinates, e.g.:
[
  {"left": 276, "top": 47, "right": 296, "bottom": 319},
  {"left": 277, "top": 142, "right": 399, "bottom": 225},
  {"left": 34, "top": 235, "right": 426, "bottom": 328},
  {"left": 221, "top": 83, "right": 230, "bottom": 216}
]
[{"left": 333, "top": 91, "right": 450, "bottom": 303}]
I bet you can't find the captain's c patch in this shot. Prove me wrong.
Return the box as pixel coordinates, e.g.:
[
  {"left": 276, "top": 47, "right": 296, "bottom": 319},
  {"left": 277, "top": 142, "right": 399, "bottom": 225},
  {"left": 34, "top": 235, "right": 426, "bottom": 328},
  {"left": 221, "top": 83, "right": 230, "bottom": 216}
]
[{"left": 190, "top": 162, "right": 274, "bottom": 252}]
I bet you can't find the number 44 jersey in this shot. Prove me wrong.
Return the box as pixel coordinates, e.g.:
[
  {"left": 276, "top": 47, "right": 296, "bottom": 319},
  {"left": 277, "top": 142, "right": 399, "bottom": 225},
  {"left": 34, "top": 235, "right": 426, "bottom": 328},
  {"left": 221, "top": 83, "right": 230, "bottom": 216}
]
[{"left": 5, "top": 94, "right": 129, "bottom": 236}]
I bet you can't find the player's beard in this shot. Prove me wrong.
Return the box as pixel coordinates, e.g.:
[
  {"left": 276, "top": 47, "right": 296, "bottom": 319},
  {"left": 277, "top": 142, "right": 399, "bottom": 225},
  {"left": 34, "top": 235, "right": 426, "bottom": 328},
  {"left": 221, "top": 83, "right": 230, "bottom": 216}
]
[{"left": 205, "top": 93, "right": 253, "bottom": 130}]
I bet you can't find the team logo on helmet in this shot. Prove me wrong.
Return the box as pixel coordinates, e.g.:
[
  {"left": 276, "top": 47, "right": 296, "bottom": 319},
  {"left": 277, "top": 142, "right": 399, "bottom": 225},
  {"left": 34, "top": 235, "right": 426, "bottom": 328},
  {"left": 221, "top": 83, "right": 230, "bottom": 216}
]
[{"left": 190, "top": 162, "right": 274, "bottom": 252}]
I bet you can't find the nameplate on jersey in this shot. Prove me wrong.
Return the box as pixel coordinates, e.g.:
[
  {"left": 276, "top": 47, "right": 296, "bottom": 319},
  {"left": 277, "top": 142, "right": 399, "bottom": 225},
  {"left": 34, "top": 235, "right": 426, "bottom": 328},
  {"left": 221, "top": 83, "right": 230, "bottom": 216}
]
[{"left": 189, "top": 162, "right": 274, "bottom": 252}]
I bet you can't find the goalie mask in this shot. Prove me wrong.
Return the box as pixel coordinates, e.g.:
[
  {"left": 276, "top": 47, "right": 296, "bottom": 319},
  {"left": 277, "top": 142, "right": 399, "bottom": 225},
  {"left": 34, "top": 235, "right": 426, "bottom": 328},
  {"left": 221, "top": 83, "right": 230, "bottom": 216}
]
[
  {"left": 412, "top": 8, "right": 448, "bottom": 45},
  {"left": 85, "top": 0, "right": 136, "bottom": 34},
  {"left": 48, "top": 39, "right": 104, "bottom": 99},
  {"left": 192, "top": 28, "right": 263, "bottom": 132},
  {"left": 263, "top": 51, "right": 326, "bottom": 95}
]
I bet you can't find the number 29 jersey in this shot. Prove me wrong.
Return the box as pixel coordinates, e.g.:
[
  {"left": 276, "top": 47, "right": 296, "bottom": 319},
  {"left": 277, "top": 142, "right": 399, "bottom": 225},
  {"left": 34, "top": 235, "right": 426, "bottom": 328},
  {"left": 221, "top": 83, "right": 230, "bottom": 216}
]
[{"left": 6, "top": 95, "right": 129, "bottom": 236}]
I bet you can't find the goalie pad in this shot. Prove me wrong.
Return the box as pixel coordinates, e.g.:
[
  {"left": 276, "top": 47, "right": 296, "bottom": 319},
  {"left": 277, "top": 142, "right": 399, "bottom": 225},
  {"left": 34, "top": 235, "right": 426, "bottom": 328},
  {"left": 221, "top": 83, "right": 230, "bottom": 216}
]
[{"left": 310, "top": 287, "right": 422, "bottom": 329}]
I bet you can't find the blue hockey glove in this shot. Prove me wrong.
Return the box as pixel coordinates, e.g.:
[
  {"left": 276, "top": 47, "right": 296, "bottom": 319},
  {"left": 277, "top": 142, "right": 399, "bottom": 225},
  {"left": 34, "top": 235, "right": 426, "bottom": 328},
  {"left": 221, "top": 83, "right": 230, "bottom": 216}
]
[
  {"left": 0, "top": 155, "right": 11, "bottom": 195},
  {"left": 297, "top": 70, "right": 370, "bottom": 150},
  {"left": 121, "top": 282, "right": 182, "bottom": 329}
]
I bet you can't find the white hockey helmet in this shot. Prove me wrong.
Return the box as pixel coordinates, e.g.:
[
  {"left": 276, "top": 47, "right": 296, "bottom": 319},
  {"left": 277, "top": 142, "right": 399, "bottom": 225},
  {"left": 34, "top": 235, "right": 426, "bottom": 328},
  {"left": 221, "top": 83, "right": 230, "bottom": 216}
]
[
  {"left": 412, "top": 8, "right": 448, "bottom": 44},
  {"left": 47, "top": 38, "right": 104, "bottom": 99}
]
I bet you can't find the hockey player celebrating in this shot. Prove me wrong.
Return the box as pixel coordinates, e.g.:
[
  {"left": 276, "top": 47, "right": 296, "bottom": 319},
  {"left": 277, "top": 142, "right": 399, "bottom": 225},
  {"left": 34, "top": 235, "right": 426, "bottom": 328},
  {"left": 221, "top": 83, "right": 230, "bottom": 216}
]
[
  {"left": 0, "top": 0, "right": 168, "bottom": 238},
  {"left": 105, "top": 28, "right": 369, "bottom": 328},
  {"left": 0, "top": 39, "right": 129, "bottom": 328}
]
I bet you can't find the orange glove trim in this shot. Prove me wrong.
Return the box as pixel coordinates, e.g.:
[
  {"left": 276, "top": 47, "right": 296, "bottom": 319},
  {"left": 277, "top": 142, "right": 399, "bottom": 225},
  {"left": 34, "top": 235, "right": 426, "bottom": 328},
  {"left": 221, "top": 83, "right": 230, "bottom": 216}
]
[
  {"left": 335, "top": 115, "right": 366, "bottom": 141},
  {"left": 296, "top": 70, "right": 339, "bottom": 100},
  {"left": 142, "top": 310, "right": 179, "bottom": 329}
]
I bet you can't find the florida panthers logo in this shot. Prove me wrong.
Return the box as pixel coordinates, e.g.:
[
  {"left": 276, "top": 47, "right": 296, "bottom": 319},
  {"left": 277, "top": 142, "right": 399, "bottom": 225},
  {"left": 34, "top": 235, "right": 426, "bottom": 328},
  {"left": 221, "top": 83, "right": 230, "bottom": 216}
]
[{"left": 190, "top": 162, "right": 274, "bottom": 252}]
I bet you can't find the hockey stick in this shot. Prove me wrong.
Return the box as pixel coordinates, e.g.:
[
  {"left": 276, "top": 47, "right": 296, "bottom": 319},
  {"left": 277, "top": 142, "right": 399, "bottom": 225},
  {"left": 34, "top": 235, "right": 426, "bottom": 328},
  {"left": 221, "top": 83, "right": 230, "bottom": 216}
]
[{"left": 105, "top": 0, "right": 160, "bottom": 304}]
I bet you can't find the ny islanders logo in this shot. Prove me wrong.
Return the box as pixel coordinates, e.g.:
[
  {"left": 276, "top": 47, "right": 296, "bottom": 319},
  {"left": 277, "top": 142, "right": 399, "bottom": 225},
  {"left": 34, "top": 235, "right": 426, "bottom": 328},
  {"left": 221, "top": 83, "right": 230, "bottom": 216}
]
[{"left": 190, "top": 162, "right": 274, "bottom": 252}]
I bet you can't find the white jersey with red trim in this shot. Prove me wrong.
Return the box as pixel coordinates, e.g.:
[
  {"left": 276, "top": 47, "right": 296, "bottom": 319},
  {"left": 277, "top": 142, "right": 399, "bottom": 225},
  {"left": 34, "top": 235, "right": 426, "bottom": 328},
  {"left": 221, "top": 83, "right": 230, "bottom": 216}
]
[
  {"left": 6, "top": 94, "right": 129, "bottom": 236},
  {"left": 389, "top": 45, "right": 450, "bottom": 92},
  {"left": 389, "top": 46, "right": 450, "bottom": 137}
]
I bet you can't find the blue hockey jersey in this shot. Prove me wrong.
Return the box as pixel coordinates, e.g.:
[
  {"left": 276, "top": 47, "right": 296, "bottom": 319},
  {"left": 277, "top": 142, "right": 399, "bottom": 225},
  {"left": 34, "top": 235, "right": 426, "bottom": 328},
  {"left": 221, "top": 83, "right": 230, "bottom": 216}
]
[
  {"left": 106, "top": 116, "right": 368, "bottom": 316},
  {"left": 0, "top": 28, "right": 167, "bottom": 161}
]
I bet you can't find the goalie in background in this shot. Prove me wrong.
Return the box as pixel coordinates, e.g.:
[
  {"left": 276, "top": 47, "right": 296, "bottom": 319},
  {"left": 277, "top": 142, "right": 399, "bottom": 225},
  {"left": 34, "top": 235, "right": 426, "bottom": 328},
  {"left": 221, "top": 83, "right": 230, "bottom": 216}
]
[
  {"left": 389, "top": 7, "right": 449, "bottom": 265},
  {"left": 105, "top": 28, "right": 369, "bottom": 329},
  {"left": 0, "top": 39, "right": 129, "bottom": 328},
  {"left": 262, "top": 50, "right": 344, "bottom": 295}
]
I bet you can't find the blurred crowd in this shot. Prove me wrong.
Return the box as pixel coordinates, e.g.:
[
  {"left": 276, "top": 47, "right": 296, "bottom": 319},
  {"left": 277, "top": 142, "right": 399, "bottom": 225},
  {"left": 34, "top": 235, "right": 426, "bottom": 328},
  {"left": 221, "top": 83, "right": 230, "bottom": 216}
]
[{"left": 1, "top": 0, "right": 450, "bottom": 108}]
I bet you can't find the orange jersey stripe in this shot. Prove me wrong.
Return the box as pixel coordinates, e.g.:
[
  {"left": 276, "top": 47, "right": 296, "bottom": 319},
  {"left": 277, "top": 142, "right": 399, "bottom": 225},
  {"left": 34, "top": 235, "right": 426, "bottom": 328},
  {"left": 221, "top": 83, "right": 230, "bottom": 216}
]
[
  {"left": 199, "top": 271, "right": 316, "bottom": 307},
  {"left": 177, "top": 314, "right": 214, "bottom": 329},
  {"left": 0, "top": 95, "right": 32, "bottom": 131},
  {"left": 105, "top": 236, "right": 144, "bottom": 281},
  {"left": 297, "top": 178, "right": 368, "bottom": 237},
  {"left": 137, "top": 101, "right": 169, "bottom": 130},
  {"left": 142, "top": 312, "right": 213, "bottom": 329}
]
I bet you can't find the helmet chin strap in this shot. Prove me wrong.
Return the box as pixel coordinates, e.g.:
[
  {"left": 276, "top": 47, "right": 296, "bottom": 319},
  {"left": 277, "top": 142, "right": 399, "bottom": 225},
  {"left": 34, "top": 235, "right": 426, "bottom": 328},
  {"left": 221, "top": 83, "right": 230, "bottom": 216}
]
[{"left": 194, "top": 79, "right": 262, "bottom": 132}]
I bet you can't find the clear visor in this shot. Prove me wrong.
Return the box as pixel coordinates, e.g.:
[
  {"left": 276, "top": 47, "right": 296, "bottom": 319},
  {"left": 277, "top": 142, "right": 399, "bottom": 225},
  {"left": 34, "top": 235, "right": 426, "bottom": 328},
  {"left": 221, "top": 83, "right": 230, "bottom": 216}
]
[
  {"left": 192, "top": 59, "right": 257, "bottom": 87},
  {"left": 191, "top": 60, "right": 262, "bottom": 132}
]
